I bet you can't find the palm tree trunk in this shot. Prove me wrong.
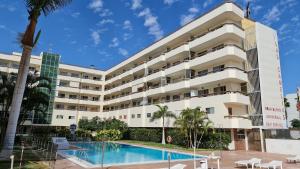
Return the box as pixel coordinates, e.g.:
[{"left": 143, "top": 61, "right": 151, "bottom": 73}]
[
  {"left": 162, "top": 116, "right": 166, "bottom": 144},
  {"left": 0, "top": 45, "right": 32, "bottom": 157}
]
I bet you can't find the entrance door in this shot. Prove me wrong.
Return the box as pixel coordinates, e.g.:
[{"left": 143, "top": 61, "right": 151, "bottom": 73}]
[{"left": 234, "top": 129, "right": 246, "bottom": 150}]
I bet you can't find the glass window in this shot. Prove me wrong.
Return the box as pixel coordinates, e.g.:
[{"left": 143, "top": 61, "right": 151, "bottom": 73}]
[
  {"left": 228, "top": 107, "right": 233, "bottom": 116},
  {"left": 198, "top": 69, "right": 208, "bottom": 77},
  {"left": 206, "top": 107, "right": 214, "bottom": 114},
  {"left": 69, "top": 95, "right": 77, "bottom": 99},
  {"left": 68, "top": 116, "right": 75, "bottom": 119},
  {"left": 199, "top": 89, "right": 209, "bottom": 97},
  {"left": 147, "top": 113, "right": 151, "bottom": 118},
  {"left": 131, "top": 114, "right": 135, "bottom": 119},
  {"left": 213, "top": 65, "right": 225, "bottom": 72},
  {"left": 137, "top": 114, "right": 141, "bottom": 118},
  {"left": 56, "top": 115, "right": 63, "bottom": 119}
]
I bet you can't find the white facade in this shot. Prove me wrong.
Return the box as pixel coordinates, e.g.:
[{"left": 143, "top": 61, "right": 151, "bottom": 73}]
[{"left": 0, "top": 2, "right": 284, "bottom": 133}]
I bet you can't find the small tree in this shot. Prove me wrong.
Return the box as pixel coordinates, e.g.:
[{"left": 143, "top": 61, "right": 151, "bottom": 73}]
[
  {"left": 291, "top": 119, "right": 300, "bottom": 128},
  {"left": 150, "top": 105, "right": 176, "bottom": 144}
]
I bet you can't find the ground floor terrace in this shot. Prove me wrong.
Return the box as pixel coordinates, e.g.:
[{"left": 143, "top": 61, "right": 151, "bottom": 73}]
[{"left": 55, "top": 148, "right": 300, "bottom": 169}]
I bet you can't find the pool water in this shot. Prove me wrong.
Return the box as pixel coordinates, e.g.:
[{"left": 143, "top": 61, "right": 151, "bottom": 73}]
[{"left": 62, "top": 142, "right": 204, "bottom": 166}]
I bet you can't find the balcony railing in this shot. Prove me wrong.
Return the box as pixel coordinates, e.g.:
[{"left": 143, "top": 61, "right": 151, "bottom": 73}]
[
  {"left": 105, "top": 22, "right": 244, "bottom": 83},
  {"left": 104, "top": 67, "right": 246, "bottom": 102},
  {"left": 105, "top": 43, "right": 244, "bottom": 93},
  {"left": 103, "top": 90, "right": 247, "bottom": 112}
]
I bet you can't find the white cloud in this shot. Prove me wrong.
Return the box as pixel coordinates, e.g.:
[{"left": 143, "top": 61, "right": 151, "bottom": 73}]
[
  {"left": 70, "top": 40, "right": 77, "bottom": 44},
  {"left": 91, "top": 31, "right": 101, "bottom": 45},
  {"left": 88, "top": 0, "right": 103, "bottom": 12},
  {"left": 203, "top": 0, "right": 213, "bottom": 8},
  {"left": 263, "top": 6, "right": 281, "bottom": 25},
  {"left": 109, "top": 37, "right": 119, "bottom": 48},
  {"left": 123, "top": 20, "right": 133, "bottom": 30},
  {"left": 180, "top": 7, "right": 199, "bottom": 26},
  {"left": 71, "top": 12, "right": 80, "bottom": 18},
  {"left": 123, "top": 33, "right": 133, "bottom": 41},
  {"left": 131, "top": 0, "right": 142, "bottom": 10},
  {"left": 98, "top": 19, "right": 114, "bottom": 25},
  {"left": 0, "top": 4, "right": 15, "bottom": 12},
  {"left": 164, "top": 0, "right": 178, "bottom": 6},
  {"left": 99, "top": 9, "right": 113, "bottom": 17},
  {"left": 118, "top": 48, "right": 129, "bottom": 56},
  {"left": 138, "top": 8, "right": 164, "bottom": 40}
]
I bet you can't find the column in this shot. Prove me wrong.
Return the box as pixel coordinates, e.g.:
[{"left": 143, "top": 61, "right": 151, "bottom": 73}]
[
  {"left": 245, "top": 129, "right": 249, "bottom": 151},
  {"left": 259, "top": 128, "right": 265, "bottom": 152}
]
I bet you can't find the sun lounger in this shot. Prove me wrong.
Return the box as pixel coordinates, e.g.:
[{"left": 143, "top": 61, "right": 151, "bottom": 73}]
[
  {"left": 235, "top": 158, "right": 261, "bottom": 169},
  {"left": 286, "top": 155, "right": 300, "bottom": 163},
  {"left": 255, "top": 160, "right": 283, "bottom": 169},
  {"left": 160, "top": 164, "right": 186, "bottom": 169}
]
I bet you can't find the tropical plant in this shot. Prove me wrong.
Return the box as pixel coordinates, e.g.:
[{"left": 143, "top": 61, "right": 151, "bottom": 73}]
[
  {"left": 150, "top": 105, "right": 176, "bottom": 144},
  {"left": 174, "top": 107, "right": 213, "bottom": 148},
  {"left": 1, "top": 0, "right": 72, "bottom": 156},
  {"left": 291, "top": 119, "right": 300, "bottom": 128},
  {"left": 0, "top": 72, "right": 51, "bottom": 147}
]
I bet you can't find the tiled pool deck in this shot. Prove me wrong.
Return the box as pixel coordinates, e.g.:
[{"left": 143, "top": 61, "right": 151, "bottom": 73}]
[{"left": 55, "top": 148, "right": 300, "bottom": 169}]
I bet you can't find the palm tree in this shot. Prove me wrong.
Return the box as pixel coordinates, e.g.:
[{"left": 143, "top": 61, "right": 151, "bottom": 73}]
[
  {"left": 150, "top": 105, "right": 176, "bottom": 144},
  {"left": 174, "top": 107, "right": 212, "bottom": 148},
  {"left": 1, "top": 0, "right": 71, "bottom": 156},
  {"left": 0, "top": 72, "right": 51, "bottom": 149}
]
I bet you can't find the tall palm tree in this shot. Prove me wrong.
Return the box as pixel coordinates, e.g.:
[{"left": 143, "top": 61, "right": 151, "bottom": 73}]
[
  {"left": 1, "top": 0, "right": 72, "bottom": 156},
  {"left": 0, "top": 72, "right": 51, "bottom": 150},
  {"left": 150, "top": 105, "right": 176, "bottom": 144}
]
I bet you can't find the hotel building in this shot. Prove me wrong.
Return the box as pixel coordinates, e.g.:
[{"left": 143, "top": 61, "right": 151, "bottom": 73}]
[
  {"left": 0, "top": 2, "right": 286, "bottom": 151},
  {"left": 285, "top": 88, "right": 300, "bottom": 127}
]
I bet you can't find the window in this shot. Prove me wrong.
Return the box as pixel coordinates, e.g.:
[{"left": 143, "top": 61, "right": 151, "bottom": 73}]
[
  {"left": 198, "top": 69, "right": 208, "bottom": 77},
  {"left": 119, "top": 116, "right": 122, "bottom": 119},
  {"left": 206, "top": 107, "right": 215, "bottom": 114},
  {"left": 56, "top": 115, "right": 63, "bottom": 119},
  {"left": 184, "top": 92, "right": 191, "bottom": 98},
  {"left": 55, "top": 104, "right": 64, "bottom": 110},
  {"left": 199, "top": 89, "right": 209, "bottom": 97},
  {"left": 213, "top": 65, "right": 225, "bottom": 72},
  {"left": 94, "top": 86, "right": 100, "bottom": 91},
  {"left": 131, "top": 114, "right": 135, "bottom": 119},
  {"left": 58, "top": 93, "right": 65, "bottom": 98},
  {"left": 79, "top": 106, "right": 87, "bottom": 111},
  {"left": 69, "top": 95, "right": 77, "bottom": 99},
  {"left": 71, "top": 73, "right": 79, "bottom": 78},
  {"left": 237, "top": 129, "right": 245, "bottom": 139},
  {"left": 81, "top": 96, "right": 88, "bottom": 100},
  {"left": 59, "top": 81, "right": 69, "bottom": 87},
  {"left": 137, "top": 114, "right": 141, "bottom": 118},
  {"left": 241, "top": 83, "right": 247, "bottom": 94},
  {"left": 83, "top": 75, "right": 89, "bottom": 79},
  {"left": 123, "top": 115, "right": 127, "bottom": 119},
  {"left": 213, "top": 86, "right": 226, "bottom": 94},
  {"left": 197, "top": 50, "right": 208, "bottom": 57},
  {"left": 147, "top": 113, "right": 151, "bottom": 118},
  {"left": 228, "top": 107, "right": 233, "bottom": 116},
  {"left": 68, "top": 116, "right": 75, "bottom": 119},
  {"left": 92, "top": 97, "right": 99, "bottom": 101},
  {"left": 67, "top": 105, "right": 76, "bottom": 110},
  {"left": 173, "top": 95, "right": 180, "bottom": 101},
  {"left": 93, "top": 76, "right": 101, "bottom": 81}
]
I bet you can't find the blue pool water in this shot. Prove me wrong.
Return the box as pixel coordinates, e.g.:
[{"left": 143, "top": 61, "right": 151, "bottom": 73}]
[{"left": 61, "top": 142, "right": 204, "bottom": 166}]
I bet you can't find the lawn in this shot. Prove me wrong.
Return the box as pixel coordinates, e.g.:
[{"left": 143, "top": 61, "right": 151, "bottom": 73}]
[{"left": 118, "top": 140, "right": 215, "bottom": 152}]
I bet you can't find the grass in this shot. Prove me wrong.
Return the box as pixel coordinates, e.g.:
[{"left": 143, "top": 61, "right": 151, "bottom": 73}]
[{"left": 118, "top": 140, "right": 215, "bottom": 152}]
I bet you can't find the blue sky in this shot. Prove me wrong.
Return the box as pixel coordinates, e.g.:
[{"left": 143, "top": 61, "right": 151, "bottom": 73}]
[{"left": 0, "top": 0, "right": 299, "bottom": 94}]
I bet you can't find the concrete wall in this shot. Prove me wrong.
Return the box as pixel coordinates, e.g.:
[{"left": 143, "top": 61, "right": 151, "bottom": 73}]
[{"left": 266, "top": 139, "right": 300, "bottom": 155}]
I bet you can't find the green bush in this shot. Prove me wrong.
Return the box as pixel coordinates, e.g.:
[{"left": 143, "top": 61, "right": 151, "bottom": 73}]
[
  {"left": 127, "top": 128, "right": 162, "bottom": 142},
  {"left": 165, "top": 129, "right": 186, "bottom": 146},
  {"left": 200, "top": 131, "right": 231, "bottom": 149},
  {"left": 96, "top": 129, "right": 122, "bottom": 141}
]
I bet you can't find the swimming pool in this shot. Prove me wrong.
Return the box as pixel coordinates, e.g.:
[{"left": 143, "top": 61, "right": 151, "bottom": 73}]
[{"left": 61, "top": 142, "right": 204, "bottom": 166}]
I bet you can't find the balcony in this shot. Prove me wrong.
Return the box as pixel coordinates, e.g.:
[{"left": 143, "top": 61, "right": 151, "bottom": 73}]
[
  {"left": 189, "top": 45, "right": 246, "bottom": 68},
  {"left": 190, "top": 67, "right": 247, "bottom": 87},
  {"left": 54, "top": 97, "right": 78, "bottom": 104},
  {"left": 164, "top": 80, "right": 190, "bottom": 93},
  {"left": 164, "top": 61, "right": 189, "bottom": 76},
  {"left": 56, "top": 86, "right": 80, "bottom": 93},
  {"left": 146, "top": 71, "right": 164, "bottom": 82},
  {"left": 147, "top": 54, "right": 165, "bottom": 67},
  {"left": 146, "top": 86, "right": 164, "bottom": 96},
  {"left": 189, "top": 24, "right": 244, "bottom": 51},
  {"left": 164, "top": 44, "right": 189, "bottom": 60},
  {"left": 58, "top": 75, "right": 81, "bottom": 82}
]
